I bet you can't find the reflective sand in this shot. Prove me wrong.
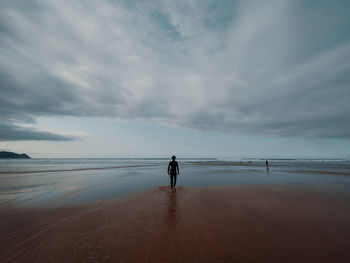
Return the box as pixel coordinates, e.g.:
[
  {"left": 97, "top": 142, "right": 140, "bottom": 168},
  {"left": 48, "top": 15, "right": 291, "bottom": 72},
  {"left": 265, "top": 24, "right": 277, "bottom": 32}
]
[{"left": 1, "top": 159, "right": 350, "bottom": 262}]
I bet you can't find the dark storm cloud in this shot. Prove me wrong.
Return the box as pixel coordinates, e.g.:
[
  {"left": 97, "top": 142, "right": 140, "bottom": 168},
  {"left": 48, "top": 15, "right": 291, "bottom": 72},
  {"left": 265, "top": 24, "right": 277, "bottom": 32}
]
[
  {"left": 0, "top": 0, "right": 350, "bottom": 140},
  {"left": 0, "top": 122, "right": 76, "bottom": 141},
  {"left": 0, "top": 70, "right": 94, "bottom": 141}
]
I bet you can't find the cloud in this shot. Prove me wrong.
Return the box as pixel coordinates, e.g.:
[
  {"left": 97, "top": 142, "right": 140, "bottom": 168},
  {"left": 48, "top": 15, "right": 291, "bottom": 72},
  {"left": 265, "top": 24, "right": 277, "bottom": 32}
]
[
  {"left": 0, "top": 0, "right": 350, "bottom": 141},
  {"left": 0, "top": 122, "right": 76, "bottom": 141}
]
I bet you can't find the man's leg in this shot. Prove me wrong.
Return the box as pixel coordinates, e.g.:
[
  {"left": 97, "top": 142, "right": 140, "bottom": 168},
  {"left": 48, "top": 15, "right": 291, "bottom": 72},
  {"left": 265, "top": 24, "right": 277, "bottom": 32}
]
[
  {"left": 170, "top": 174, "right": 174, "bottom": 189},
  {"left": 173, "top": 174, "right": 177, "bottom": 189}
]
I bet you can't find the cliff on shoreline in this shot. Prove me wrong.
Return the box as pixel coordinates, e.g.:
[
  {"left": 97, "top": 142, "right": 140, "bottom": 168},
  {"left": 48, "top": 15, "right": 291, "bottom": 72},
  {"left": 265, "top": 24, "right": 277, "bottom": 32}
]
[{"left": 0, "top": 151, "right": 31, "bottom": 159}]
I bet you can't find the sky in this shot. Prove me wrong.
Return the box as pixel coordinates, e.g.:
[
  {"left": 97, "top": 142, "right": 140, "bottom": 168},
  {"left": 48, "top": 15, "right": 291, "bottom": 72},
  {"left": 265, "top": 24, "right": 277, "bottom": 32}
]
[{"left": 1, "top": 0, "right": 350, "bottom": 158}]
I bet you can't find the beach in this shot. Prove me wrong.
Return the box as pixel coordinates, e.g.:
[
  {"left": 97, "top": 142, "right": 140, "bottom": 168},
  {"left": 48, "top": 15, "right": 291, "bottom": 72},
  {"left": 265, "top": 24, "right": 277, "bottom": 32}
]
[{"left": 1, "top": 159, "right": 350, "bottom": 262}]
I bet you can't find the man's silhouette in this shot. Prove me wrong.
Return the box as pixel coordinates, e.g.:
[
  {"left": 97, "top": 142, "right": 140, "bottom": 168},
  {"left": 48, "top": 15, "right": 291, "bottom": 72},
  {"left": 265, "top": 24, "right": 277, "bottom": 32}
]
[{"left": 168, "top": 155, "right": 179, "bottom": 192}]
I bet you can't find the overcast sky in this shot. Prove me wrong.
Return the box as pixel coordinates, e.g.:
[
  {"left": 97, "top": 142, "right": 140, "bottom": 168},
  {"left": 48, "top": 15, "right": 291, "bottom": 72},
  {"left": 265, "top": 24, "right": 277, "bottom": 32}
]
[{"left": 1, "top": 0, "right": 350, "bottom": 158}]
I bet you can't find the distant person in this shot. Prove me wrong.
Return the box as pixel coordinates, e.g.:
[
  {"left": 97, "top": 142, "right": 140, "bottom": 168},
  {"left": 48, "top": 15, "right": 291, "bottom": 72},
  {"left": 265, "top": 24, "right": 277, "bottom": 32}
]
[
  {"left": 168, "top": 155, "right": 179, "bottom": 192},
  {"left": 266, "top": 160, "right": 269, "bottom": 168}
]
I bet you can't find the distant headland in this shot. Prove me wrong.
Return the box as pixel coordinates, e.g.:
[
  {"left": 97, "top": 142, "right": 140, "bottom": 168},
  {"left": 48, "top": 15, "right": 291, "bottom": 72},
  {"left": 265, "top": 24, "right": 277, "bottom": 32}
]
[{"left": 0, "top": 151, "right": 31, "bottom": 159}]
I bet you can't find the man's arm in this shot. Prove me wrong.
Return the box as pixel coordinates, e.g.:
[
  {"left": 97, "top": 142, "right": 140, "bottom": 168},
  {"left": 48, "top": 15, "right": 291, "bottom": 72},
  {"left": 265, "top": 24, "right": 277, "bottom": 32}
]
[
  {"left": 176, "top": 162, "right": 179, "bottom": 175},
  {"left": 168, "top": 162, "right": 171, "bottom": 174}
]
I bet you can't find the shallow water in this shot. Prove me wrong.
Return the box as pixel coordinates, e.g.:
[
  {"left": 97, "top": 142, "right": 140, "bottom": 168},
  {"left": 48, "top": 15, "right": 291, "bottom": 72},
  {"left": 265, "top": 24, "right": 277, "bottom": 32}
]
[{"left": 0, "top": 158, "right": 350, "bottom": 207}]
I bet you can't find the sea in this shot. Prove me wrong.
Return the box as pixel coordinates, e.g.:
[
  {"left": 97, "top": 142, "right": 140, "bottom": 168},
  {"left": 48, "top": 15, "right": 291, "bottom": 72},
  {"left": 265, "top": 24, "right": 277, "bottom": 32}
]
[{"left": 1, "top": 158, "right": 350, "bottom": 208}]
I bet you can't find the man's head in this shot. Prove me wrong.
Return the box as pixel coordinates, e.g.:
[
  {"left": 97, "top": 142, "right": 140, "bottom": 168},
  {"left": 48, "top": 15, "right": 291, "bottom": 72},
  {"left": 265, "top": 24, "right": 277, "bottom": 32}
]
[{"left": 172, "top": 155, "right": 176, "bottom": 160}]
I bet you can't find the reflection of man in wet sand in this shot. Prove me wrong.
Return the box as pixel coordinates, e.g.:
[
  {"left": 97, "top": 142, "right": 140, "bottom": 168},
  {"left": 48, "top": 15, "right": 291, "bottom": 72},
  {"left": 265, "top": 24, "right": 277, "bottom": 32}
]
[
  {"left": 168, "top": 155, "right": 179, "bottom": 192},
  {"left": 167, "top": 190, "right": 178, "bottom": 226},
  {"left": 167, "top": 188, "right": 179, "bottom": 251}
]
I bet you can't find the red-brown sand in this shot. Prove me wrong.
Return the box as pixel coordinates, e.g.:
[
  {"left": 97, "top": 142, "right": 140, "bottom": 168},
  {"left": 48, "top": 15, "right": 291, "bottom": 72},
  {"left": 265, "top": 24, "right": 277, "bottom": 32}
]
[{"left": 1, "top": 185, "right": 349, "bottom": 263}]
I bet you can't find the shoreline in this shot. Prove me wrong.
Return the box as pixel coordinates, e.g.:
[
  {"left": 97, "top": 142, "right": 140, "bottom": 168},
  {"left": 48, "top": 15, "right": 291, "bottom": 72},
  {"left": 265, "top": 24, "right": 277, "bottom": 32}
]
[{"left": 1, "top": 184, "right": 349, "bottom": 262}]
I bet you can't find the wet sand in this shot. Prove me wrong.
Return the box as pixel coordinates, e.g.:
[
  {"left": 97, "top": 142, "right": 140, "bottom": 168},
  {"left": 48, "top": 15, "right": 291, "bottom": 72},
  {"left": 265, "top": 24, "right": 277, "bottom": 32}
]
[{"left": 1, "top": 185, "right": 350, "bottom": 263}]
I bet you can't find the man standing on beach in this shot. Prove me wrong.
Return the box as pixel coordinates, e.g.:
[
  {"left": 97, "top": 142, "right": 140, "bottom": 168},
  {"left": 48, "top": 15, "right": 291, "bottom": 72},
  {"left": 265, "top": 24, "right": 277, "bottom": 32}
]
[{"left": 168, "top": 155, "right": 179, "bottom": 192}]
